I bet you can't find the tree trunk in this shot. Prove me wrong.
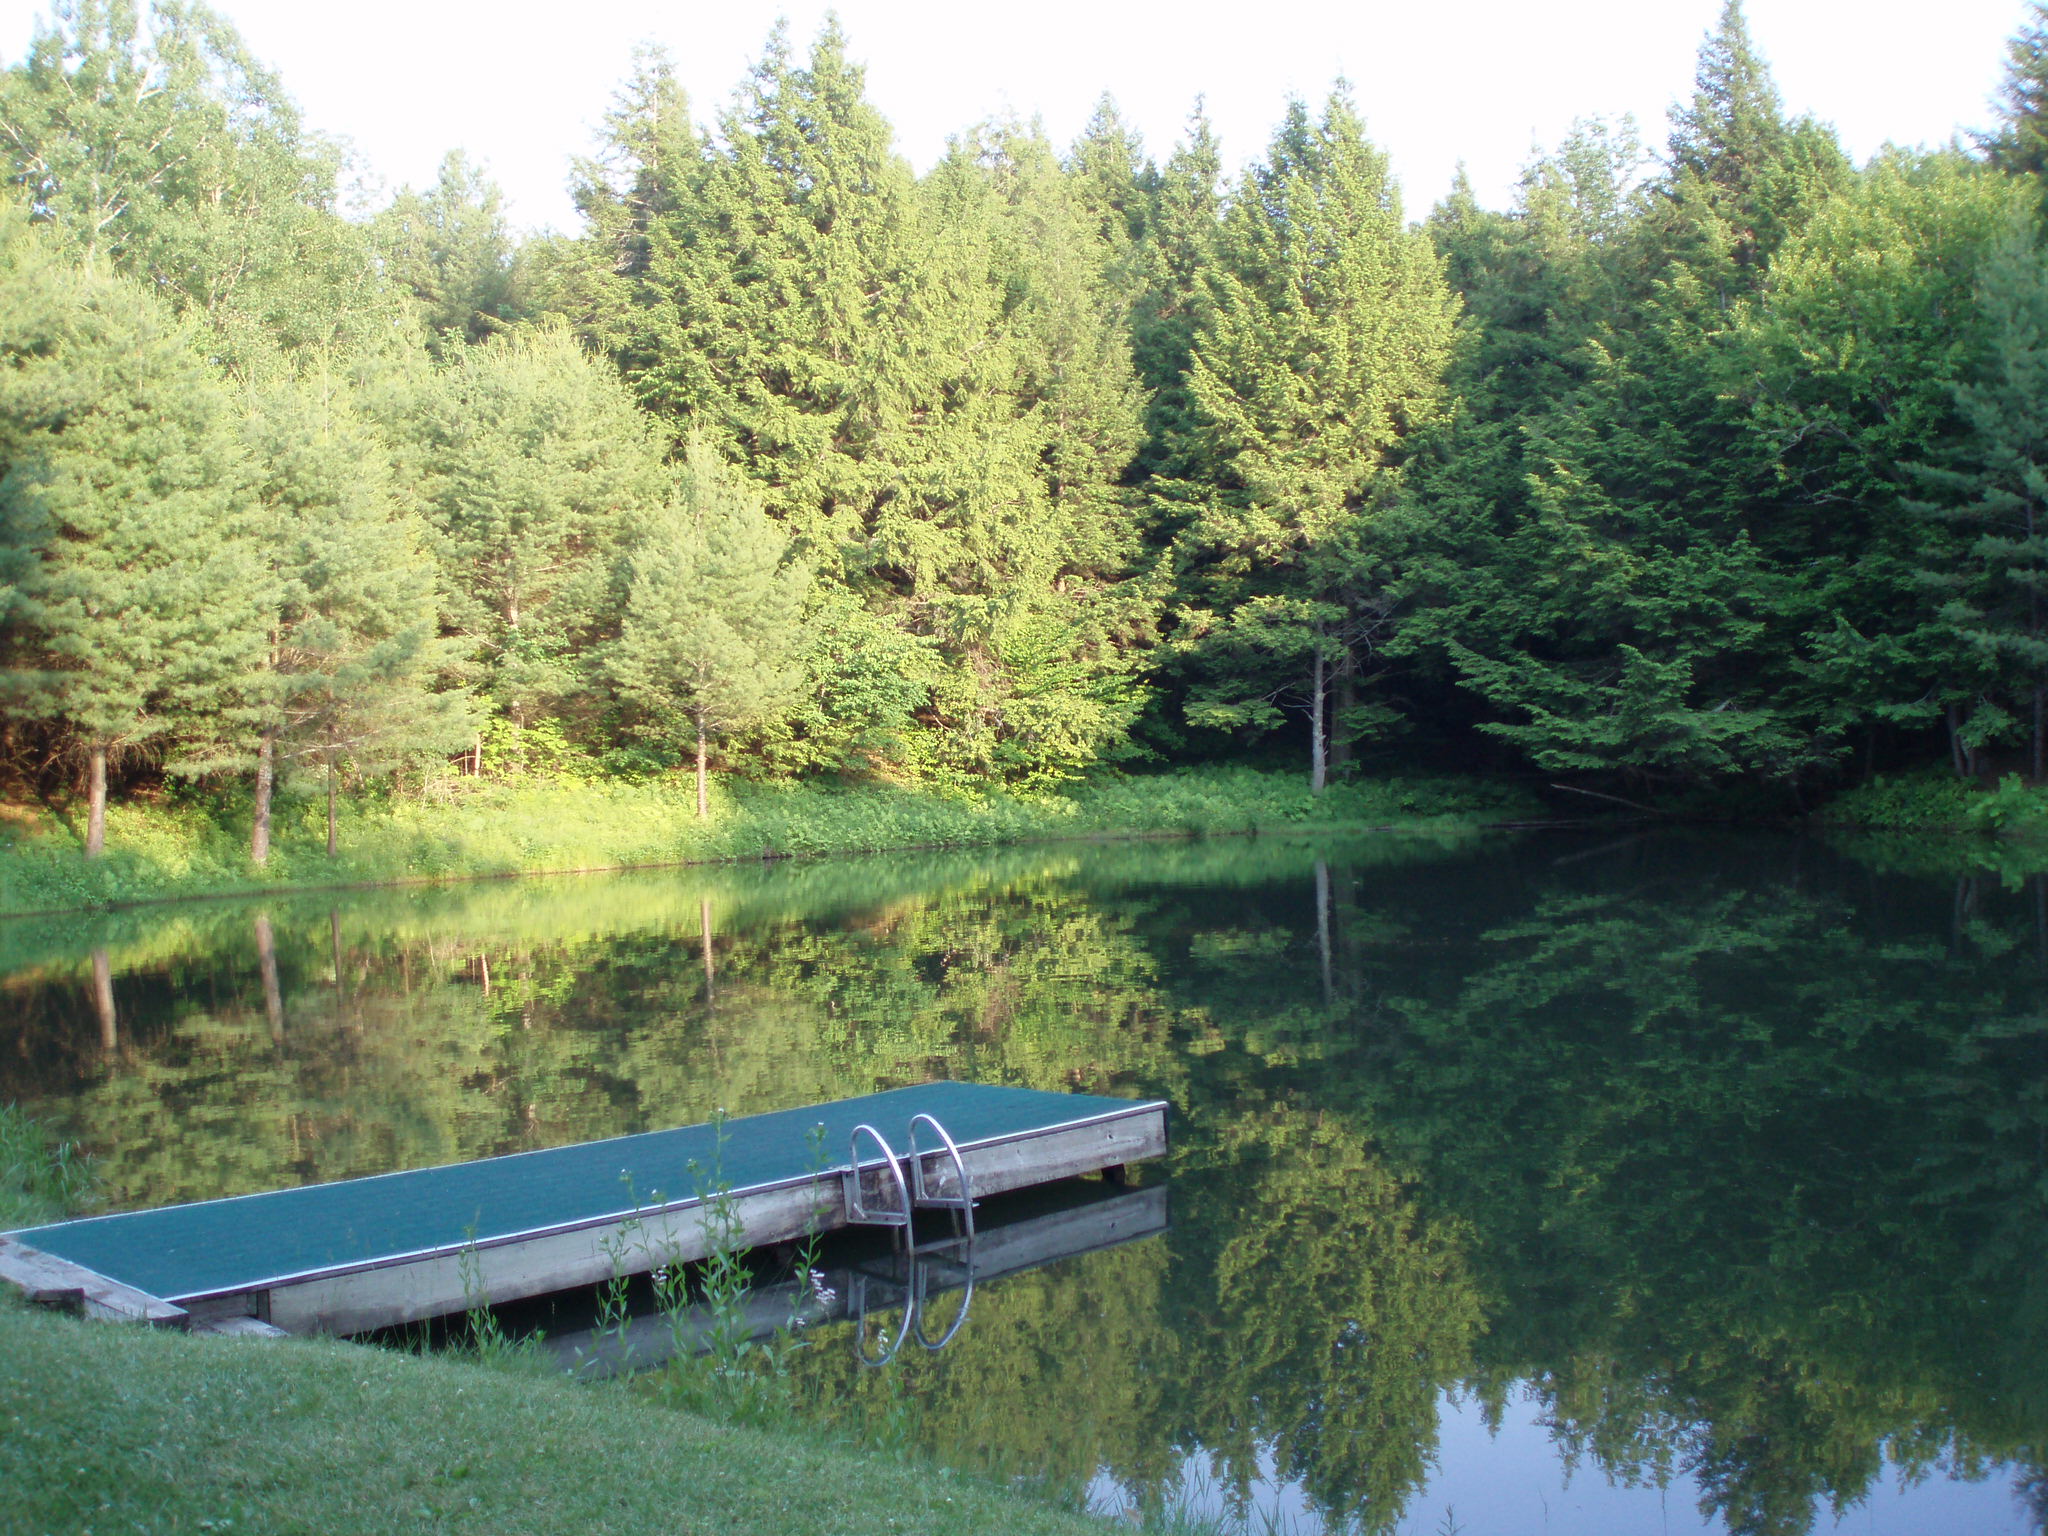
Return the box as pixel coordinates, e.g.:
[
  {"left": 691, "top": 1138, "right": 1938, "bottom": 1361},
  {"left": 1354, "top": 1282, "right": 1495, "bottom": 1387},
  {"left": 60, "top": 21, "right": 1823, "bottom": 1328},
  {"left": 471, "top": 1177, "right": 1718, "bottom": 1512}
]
[
  {"left": 90, "top": 946, "right": 117, "bottom": 1053},
  {"left": 701, "top": 897, "right": 716, "bottom": 1001},
  {"left": 85, "top": 745, "right": 107, "bottom": 859},
  {"left": 326, "top": 758, "right": 338, "bottom": 858},
  {"left": 1314, "top": 859, "right": 1333, "bottom": 1006},
  {"left": 331, "top": 908, "right": 353, "bottom": 1028},
  {"left": 1330, "top": 661, "right": 1357, "bottom": 774},
  {"left": 695, "top": 719, "right": 709, "bottom": 820},
  {"left": 1309, "top": 645, "right": 1327, "bottom": 796},
  {"left": 2034, "top": 682, "right": 2044, "bottom": 782},
  {"left": 255, "top": 914, "right": 284, "bottom": 1043},
  {"left": 252, "top": 728, "right": 276, "bottom": 866}
]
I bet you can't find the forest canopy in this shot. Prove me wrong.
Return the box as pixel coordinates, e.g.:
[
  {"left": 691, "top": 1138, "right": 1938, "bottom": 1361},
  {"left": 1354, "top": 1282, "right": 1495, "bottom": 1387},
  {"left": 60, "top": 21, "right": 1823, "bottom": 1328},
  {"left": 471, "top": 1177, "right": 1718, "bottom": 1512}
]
[{"left": 5, "top": 0, "right": 2048, "bottom": 855}]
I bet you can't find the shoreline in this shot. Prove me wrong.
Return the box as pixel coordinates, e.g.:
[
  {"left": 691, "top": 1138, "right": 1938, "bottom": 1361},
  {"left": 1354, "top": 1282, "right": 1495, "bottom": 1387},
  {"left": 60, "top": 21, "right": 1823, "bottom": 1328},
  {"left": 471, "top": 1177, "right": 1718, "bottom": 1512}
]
[{"left": 0, "top": 767, "right": 1543, "bottom": 921}]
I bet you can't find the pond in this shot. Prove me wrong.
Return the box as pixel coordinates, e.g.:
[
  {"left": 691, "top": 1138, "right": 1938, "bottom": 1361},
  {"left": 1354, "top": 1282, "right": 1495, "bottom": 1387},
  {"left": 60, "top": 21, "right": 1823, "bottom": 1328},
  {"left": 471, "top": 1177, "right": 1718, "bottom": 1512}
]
[{"left": 3, "top": 828, "right": 2044, "bottom": 1536}]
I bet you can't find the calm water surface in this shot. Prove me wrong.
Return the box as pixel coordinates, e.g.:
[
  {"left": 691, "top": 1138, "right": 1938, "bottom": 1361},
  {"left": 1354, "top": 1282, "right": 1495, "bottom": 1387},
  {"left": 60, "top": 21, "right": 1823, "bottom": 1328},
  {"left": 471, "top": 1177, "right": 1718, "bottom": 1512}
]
[{"left": 4, "top": 829, "right": 2044, "bottom": 1536}]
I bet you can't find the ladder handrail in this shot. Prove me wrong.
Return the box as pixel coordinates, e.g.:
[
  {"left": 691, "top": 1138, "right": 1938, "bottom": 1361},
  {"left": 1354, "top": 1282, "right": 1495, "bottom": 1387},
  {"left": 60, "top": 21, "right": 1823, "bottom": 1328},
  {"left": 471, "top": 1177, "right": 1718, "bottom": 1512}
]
[
  {"left": 844, "top": 1123, "right": 911, "bottom": 1229},
  {"left": 912, "top": 1252, "right": 974, "bottom": 1351},
  {"left": 905, "top": 1112, "right": 977, "bottom": 1245},
  {"left": 848, "top": 1270, "right": 913, "bottom": 1368}
]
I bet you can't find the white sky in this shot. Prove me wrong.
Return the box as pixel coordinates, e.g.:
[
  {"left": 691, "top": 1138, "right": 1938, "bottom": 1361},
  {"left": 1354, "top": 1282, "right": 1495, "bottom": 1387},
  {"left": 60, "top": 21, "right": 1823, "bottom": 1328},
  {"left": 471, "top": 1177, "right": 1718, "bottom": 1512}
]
[{"left": 0, "top": 0, "right": 2027, "bottom": 234}]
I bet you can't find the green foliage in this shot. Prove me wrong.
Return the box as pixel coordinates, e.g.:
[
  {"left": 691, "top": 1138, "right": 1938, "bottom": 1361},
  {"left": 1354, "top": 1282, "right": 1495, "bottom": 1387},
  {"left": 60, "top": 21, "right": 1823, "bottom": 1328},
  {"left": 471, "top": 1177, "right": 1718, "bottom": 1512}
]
[
  {"left": 1908, "top": 221, "right": 2048, "bottom": 778},
  {"left": 15, "top": 0, "right": 2048, "bottom": 845},
  {"left": 0, "top": 226, "right": 272, "bottom": 782},
  {"left": 1165, "top": 88, "right": 1454, "bottom": 784},
  {"left": 1987, "top": 2, "right": 2048, "bottom": 181},
  {"left": 0, "top": 0, "right": 402, "bottom": 374},
  {"left": 373, "top": 152, "right": 525, "bottom": 357},
  {"left": 1820, "top": 770, "right": 1981, "bottom": 831},
  {"left": 0, "top": 767, "right": 1526, "bottom": 915},
  {"left": 611, "top": 441, "right": 810, "bottom": 805},
  {"left": 395, "top": 322, "right": 666, "bottom": 725},
  {"left": 0, "top": 1101, "right": 93, "bottom": 1227}
]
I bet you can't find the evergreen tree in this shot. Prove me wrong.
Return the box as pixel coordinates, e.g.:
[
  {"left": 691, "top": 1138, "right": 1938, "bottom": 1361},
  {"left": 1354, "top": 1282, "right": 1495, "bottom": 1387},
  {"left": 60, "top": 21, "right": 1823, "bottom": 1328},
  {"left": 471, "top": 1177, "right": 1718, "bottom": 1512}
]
[
  {"left": 374, "top": 152, "right": 523, "bottom": 358},
  {"left": 396, "top": 323, "right": 666, "bottom": 732},
  {"left": 0, "top": 226, "right": 270, "bottom": 855},
  {"left": 1911, "top": 225, "right": 2048, "bottom": 779},
  {"left": 1127, "top": 103, "right": 1224, "bottom": 484},
  {"left": 582, "top": 22, "right": 1154, "bottom": 785},
  {"left": 1168, "top": 89, "right": 1455, "bottom": 790},
  {"left": 534, "top": 44, "right": 707, "bottom": 369},
  {"left": 241, "top": 370, "right": 473, "bottom": 861},
  {"left": 1987, "top": 2, "right": 2048, "bottom": 182},
  {"left": 611, "top": 442, "right": 810, "bottom": 814},
  {"left": 1744, "top": 152, "right": 2023, "bottom": 777},
  {"left": 1066, "top": 95, "right": 1154, "bottom": 258},
  {"left": 1402, "top": 11, "right": 1849, "bottom": 791}
]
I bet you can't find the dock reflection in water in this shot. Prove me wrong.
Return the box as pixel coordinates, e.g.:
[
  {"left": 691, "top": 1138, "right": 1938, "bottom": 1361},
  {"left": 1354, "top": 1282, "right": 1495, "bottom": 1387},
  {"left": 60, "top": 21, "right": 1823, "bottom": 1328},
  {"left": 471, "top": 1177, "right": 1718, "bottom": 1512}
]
[{"left": 542, "top": 1180, "right": 1170, "bottom": 1379}]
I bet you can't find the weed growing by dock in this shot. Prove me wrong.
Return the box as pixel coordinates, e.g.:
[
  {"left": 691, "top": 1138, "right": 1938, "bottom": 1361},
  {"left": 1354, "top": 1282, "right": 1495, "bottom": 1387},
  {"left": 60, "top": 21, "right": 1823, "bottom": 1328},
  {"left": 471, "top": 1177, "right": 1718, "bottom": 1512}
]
[{"left": 0, "top": 1103, "right": 93, "bottom": 1228}]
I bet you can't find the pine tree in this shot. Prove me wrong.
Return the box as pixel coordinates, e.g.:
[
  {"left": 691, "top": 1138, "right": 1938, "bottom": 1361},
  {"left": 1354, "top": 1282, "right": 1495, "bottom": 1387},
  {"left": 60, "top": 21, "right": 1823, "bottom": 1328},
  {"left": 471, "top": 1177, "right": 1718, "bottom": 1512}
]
[
  {"left": 0, "top": 226, "right": 271, "bottom": 855},
  {"left": 241, "top": 370, "right": 473, "bottom": 861},
  {"left": 611, "top": 442, "right": 810, "bottom": 815},
  {"left": 578, "top": 22, "right": 1154, "bottom": 786},
  {"left": 397, "top": 324, "right": 666, "bottom": 730},
  {"left": 1169, "top": 89, "right": 1456, "bottom": 790}
]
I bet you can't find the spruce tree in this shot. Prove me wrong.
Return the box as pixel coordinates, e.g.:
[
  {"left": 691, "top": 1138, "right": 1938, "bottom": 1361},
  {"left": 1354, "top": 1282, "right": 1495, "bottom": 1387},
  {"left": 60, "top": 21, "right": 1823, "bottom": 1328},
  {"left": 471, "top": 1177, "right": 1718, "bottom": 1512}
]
[{"left": 611, "top": 442, "right": 810, "bottom": 815}]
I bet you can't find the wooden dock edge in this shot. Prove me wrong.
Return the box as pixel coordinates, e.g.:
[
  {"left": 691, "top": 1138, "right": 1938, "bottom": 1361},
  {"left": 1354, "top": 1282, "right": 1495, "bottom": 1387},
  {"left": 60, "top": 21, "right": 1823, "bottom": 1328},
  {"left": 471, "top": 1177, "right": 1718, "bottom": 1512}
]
[
  {"left": 0, "top": 1235, "right": 188, "bottom": 1327},
  {"left": 21, "top": 1098, "right": 1170, "bottom": 1339}
]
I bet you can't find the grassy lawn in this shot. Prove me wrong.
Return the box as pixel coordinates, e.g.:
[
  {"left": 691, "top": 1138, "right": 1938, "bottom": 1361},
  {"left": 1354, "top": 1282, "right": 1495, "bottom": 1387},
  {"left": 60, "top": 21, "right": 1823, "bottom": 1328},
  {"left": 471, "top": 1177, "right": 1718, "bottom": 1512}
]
[
  {"left": 0, "top": 766, "right": 1538, "bottom": 916},
  {"left": 1, "top": 1299, "right": 1111, "bottom": 1536}
]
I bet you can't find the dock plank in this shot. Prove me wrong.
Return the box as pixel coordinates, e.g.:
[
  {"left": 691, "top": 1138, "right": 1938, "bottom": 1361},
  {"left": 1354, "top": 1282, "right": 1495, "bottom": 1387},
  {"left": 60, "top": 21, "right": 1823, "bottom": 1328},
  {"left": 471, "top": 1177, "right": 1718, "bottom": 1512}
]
[{"left": 0, "top": 1236, "right": 187, "bottom": 1326}]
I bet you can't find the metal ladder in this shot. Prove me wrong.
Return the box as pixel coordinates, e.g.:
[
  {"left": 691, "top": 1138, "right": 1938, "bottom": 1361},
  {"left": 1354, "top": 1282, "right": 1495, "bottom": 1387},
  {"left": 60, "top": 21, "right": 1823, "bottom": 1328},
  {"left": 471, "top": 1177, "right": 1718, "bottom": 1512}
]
[{"left": 842, "top": 1114, "right": 979, "bottom": 1363}]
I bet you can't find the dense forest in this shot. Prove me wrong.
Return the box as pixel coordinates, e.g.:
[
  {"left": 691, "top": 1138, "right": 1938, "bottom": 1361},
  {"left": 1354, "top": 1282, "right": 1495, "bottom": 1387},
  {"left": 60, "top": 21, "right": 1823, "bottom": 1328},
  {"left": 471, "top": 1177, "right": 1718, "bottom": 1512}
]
[{"left": 5, "top": 0, "right": 2048, "bottom": 857}]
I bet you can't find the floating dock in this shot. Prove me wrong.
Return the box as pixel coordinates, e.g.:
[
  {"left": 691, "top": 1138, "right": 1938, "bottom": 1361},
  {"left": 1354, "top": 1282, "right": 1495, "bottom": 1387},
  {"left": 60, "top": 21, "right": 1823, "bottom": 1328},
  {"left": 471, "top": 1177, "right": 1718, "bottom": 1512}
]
[{"left": 0, "top": 1082, "right": 1167, "bottom": 1337}]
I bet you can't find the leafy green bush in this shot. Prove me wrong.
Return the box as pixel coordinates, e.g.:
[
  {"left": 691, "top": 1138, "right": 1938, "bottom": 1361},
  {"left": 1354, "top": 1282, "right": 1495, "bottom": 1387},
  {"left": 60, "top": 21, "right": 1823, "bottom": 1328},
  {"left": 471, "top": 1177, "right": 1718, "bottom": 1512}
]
[{"left": 1821, "top": 771, "right": 1982, "bottom": 831}]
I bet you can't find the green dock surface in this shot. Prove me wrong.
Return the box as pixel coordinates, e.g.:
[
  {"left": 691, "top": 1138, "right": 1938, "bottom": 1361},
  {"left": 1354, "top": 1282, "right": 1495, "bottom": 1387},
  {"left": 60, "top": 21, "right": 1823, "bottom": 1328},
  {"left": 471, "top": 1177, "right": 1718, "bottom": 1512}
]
[{"left": 6, "top": 1083, "right": 1147, "bottom": 1304}]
